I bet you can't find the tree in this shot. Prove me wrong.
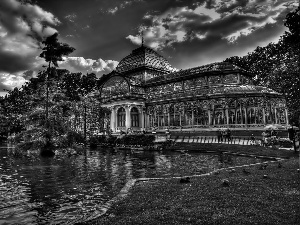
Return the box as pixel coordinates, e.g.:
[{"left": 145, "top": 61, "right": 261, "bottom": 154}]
[
  {"left": 33, "top": 33, "right": 75, "bottom": 156},
  {"left": 225, "top": 5, "right": 300, "bottom": 126},
  {"left": 39, "top": 32, "right": 75, "bottom": 121}
]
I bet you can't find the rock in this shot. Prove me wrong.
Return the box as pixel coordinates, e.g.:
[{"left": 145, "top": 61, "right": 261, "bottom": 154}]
[
  {"left": 180, "top": 177, "right": 190, "bottom": 183},
  {"left": 213, "top": 170, "right": 220, "bottom": 175},
  {"left": 263, "top": 175, "right": 268, "bottom": 179},
  {"left": 243, "top": 168, "right": 251, "bottom": 175},
  {"left": 222, "top": 179, "right": 230, "bottom": 187},
  {"left": 259, "top": 163, "right": 268, "bottom": 170},
  {"left": 229, "top": 169, "right": 235, "bottom": 173}
]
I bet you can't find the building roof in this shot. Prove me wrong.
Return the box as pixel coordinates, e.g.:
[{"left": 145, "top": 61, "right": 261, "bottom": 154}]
[
  {"left": 115, "top": 45, "right": 178, "bottom": 74},
  {"left": 146, "top": 84, "right": 282, "bottom": 103},
  {"left": 221, "top": 85, "right": 280, "bottom": 95},
  {"left": 144, "top": 62, "right": 252, "bottom": 85}
]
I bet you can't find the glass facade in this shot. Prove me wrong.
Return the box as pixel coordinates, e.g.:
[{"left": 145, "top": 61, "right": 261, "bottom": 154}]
[{"left": 99, "top": 46, "right": 288, "bottom": 132}]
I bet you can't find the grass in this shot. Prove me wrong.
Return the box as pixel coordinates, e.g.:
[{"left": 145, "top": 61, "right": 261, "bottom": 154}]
[
  {"left": 83, "top": 145, "right": 300, "bottom": 225},
  {"left": 169, "top": 143, "right": 297, "bottom": 158}
]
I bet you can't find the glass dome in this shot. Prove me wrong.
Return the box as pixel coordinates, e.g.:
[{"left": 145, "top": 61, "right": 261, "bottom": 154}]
[
  {"left": 101, "top": 76, "right": 129, "bottom": 98},
  {"left": 115, "top": 46, "right": 178, "bottom": 74}
]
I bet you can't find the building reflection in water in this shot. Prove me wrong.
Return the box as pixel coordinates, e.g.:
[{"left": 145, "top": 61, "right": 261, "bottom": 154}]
[{"left": 0, "top": 147, "right": 269, "bottom": 225}]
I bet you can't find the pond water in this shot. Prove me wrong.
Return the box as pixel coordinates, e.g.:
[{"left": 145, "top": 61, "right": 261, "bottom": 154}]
[{"left": 0, "top": 145, "right": 268, "bottom": 224}]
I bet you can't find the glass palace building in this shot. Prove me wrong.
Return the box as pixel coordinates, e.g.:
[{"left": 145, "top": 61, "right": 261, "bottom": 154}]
[{"left": 99, "top": 45, "right": 289, "bottom": 133}]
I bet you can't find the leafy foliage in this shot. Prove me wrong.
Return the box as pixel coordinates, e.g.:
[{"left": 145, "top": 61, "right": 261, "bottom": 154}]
[
  {"left": 5, "top": 33, "right": 108, "bottom": 156},
  {"left": 40, "top": 33, "right": 75, "bottom": 67},
  {"left": 225, "top": 5, "right": 300, "bottom": 126}
]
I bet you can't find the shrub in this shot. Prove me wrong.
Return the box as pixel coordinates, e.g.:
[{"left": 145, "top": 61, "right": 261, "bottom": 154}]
[
  {"left": 277, "top": 138, "right": 293, "bottom": 148},
  {"left": 89, "top": 136, "right": 99, "bottom": 148},
  {"left": 116, "top": 134, "right": 155, "bottom": 146},
  {"left": 97, "top": 135, "right": 107, "bottom": 144},
  {"left": 106, "top": 135, "right": 117, "bottom": 145},
  {"left": 15, "top": 142, "right": 33, "bottom": 152},
  {"left": 32, "top": 140, "right": 47, "bottom": 150},
  {"left": 54, "top": 135, "right": 68, "bottom": 148},
  {"left": 66, "top": 131, "right": 85, "bottom": 146},
  {"left": 14, "top": 133, "right": 24, "bottom": 143}
]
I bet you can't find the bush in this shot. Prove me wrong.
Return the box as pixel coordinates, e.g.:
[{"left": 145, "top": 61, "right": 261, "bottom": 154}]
[
  {"left": 116, "top": 134, "right": 155, "bottom": 146},
  {"left": 66, "top": 131, "right": 85, "bottom": 146},
  {"left": 106, "top": 135, "right": 117, "bottom": 145},
  {"left": 97, "top": 135, "right": 107, "bottom": 144},
  {"left": 88, "top": 134, "right": 156, "bottom": 147},
  {"left": 277, "top": 138, "right": 293, "bottom": 148},
  {"left": 89, "top": 136, "right": 99, "bottom": 148},
  {"left": 15, "top": 142, "right": 33, "bottom": 152},
  {"left": 14, "top": 133, "right": 24, "bottom": 143},
  {"left": 53, "top": 135, "right": 68, "bottom": 148},
  {"left": 32, "top": 140, "right": 46, "bottom": 150}
]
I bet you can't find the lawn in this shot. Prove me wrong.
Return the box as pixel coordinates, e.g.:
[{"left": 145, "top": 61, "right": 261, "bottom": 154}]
[
  {"left": 169, "top": 143, "right": 297, "bottom": 158},
  {"left": 81, "top": 145, "right": 300, "bottom": 225}
]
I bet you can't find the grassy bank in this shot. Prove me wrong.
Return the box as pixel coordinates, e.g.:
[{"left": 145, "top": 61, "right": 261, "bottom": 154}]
[
  {"left": 168, "top": 143, "right": 297, "bottom": 158},
  {"left": 94, "top": 158, "right": 300, "bottom": 225}
]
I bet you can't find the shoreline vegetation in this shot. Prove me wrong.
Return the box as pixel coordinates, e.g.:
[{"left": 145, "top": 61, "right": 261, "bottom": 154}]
[
  {"left": 6, "top": 132, "right": 296, "bottom": 158},
  {"left": 77, "top": 144, "right": 299, "bottom": 225}
]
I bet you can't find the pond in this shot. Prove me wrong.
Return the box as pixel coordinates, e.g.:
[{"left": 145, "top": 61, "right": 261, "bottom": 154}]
[{"left": 0, "top": 145, "right": 268, "bottom": 224}]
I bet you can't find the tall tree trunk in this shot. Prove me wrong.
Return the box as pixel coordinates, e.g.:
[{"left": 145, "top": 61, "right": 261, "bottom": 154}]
[
  {"left": 84, "top": 104, "right": 87, "bottom": 141},
  {"left": 46, "top": 61, "right": 50, "bottom": 122}
]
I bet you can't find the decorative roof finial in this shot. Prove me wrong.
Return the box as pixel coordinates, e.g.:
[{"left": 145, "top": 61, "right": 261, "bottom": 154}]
[{"left": 141, "top": 30, "right": 144, "bottom": 46}]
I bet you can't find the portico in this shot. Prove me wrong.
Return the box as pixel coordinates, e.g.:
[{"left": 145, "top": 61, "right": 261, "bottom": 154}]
[{"left": 102, "top": 100, "right": 145, "bottom": 133}]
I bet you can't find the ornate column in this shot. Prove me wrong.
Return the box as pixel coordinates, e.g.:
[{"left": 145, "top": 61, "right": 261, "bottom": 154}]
[
  {"left": 262, "top": 108, "right": 266, "bottom": 124},
  {"left": 244, "top": 107, "right": 247, "bottom": 126},
  {"left": 226, "top": 108, "right": 229, "bottom": 125},
  {"left": 285, "top": 108, "right": 289, "bottom": 125},
  {"left": 192, "top": 109, "right": 194, "bottom": 127},
  {"left": 208, "top": 110, "right": 212, "bottom": 125},
  {"left": 211, "top": 104, "right": 215, "bottom": 125},
  {"left": 146, "top": 114, "right": 150, "bottom": 130},
  {"left": 110, "top": 107, "right": 116, "bottom": 132},
  {"left": 179, "top": 112, "right": 182, "bottom": 126},
  {"left": 125, "top": 105, "right": 131, "bottom": 130},
  {"left": 274, "top": 108, "right": 278, "bottom": 124},
  {"left": 140, "top": 107, "right": 145, "bottom": 130}
]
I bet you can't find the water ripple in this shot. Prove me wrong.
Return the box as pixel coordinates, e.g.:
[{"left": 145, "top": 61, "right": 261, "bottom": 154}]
[{"left": 0, "top": 146, "right": 268, "bottom": 224}]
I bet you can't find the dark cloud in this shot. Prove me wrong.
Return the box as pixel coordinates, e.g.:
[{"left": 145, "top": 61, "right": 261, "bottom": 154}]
[
  {"left": 0, "top": 0, "right": 59, "bottom": 74},
  {"left": 182, "top": 13, "right": 269, "bottom": 37},
  {"left": 147, "top": 0, "right": 207, "bottom": 14},
  {"left": 0, "top": 49, "right": 39, "bottom": 74},
  {"left": 163, "top": 17, "right": 287, "bottom": 70}
]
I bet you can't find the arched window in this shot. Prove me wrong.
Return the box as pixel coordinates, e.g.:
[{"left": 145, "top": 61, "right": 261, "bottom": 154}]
[
  {"left": 131, "top": 107, "right": 139, "bottom": 127},
  {"left": 117, "top": 107, "right": 126, "bottom": 127}
]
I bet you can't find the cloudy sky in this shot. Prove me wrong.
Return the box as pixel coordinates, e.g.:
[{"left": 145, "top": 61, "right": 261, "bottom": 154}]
[{"left": 0, "top": 0, "right": 298, "bottom": 96}]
